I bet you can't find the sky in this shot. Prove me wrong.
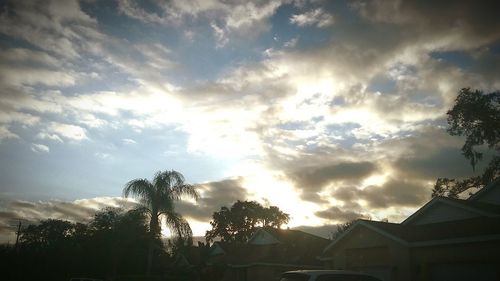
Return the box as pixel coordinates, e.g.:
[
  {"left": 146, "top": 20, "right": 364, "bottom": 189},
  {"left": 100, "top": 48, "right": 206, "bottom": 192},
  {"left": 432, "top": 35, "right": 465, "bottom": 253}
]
[{"left": 1, "top": 0, "right": 499, "bottom": 243}]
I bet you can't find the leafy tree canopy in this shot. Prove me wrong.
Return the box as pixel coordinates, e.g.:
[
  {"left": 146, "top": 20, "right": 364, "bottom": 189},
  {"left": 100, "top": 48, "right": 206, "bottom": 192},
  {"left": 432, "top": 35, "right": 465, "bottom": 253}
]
[
  {"left": 330, "top": 220, "right": 356, "bottom": 241},
  {"left": 205, "top": 200, "right": 290, "bottom": 243},
  {"left": 432, "top": 88, "right": 500, "bottom": 198},
  {"left": 20, "top": 219, "right": 74, "bottom": 249}
]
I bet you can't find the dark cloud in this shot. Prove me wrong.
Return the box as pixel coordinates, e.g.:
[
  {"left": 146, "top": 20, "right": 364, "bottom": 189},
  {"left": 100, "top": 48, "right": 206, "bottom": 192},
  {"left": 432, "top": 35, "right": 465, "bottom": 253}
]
[
  {"left": 175, "top": 178, "right": 249, "bottom": 221},
  {"left": 352, "top": 0, "right": 500, "bottom": 49},
  {"left": 0, "top": 197, "right": 138, "bottom": 243},
  {"left": 315, "top": 205, "right": 368, "bottom": 223},
  {"left": 330, "top": 177, "right": 429, "bottom": 210},
  {"left": 292, "top": 161, "right": 378, "bottom": 187},
  {"left": 287, "top": 161, "right": 378, "bottom": 202},
  {"left": 383, "top": 127, "right": 489, "bottom": 181},
  {"left": 292, "top": 224, "right": 337, "bottom": 239},
  {"left": 360, "top": 178, "right": 430, "bottom": 209},
  {"left": 9, "top": 201, "right": 36, "bottom": 209},
  {"left": 395, "top": 148, "right": 477, "bottom": 180}
]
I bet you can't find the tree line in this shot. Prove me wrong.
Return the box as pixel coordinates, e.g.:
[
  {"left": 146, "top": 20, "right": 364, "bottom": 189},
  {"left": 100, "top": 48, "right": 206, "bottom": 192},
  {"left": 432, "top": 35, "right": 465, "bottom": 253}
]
[
  {"left": 0, "top": 171, "right": 290, "bottom": 281},
  {"left": 1, "top": 208, "right": 158, "bottom": 281}
]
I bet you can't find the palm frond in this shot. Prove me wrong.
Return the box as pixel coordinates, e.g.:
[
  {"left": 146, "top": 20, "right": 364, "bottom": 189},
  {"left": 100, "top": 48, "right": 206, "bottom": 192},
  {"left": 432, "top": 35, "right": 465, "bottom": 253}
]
[
  {"left": 164, "top": 211, "right": 193, "bottom": 238},
  {"left": 152, "top": 171, "right": 169, "bottom": 193},
  {"left": 170, "top": 183, "right": 199, "bottom": 201},
  {"left": 123, "top": 178, "right": 154, "bottom": 208}
]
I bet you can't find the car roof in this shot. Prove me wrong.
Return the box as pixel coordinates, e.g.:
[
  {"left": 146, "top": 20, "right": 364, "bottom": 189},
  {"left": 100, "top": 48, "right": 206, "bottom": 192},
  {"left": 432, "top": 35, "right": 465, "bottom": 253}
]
[{"left": 283, "top": 270, "right": 373, "bottom": 276}]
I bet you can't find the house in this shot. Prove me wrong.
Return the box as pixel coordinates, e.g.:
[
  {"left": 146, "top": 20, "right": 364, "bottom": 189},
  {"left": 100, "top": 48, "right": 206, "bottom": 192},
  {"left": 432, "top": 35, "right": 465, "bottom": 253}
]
[
  {"left": 207, "top": 227, "right": 331, "bottom": 281},
  {"left": 320, "top": 179, "right": 500, "bottom": 281}
]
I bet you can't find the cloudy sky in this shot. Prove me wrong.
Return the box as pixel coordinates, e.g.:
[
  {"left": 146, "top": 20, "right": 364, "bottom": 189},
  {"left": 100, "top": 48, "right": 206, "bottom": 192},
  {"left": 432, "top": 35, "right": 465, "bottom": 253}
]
[{"left": 1, "top": 0, "right": 499, "bottom": 242}]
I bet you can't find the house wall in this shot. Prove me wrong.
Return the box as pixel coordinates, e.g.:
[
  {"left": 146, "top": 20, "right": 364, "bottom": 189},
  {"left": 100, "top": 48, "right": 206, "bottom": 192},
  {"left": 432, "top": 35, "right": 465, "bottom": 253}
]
[
  {"left": 324, "top": 226, "right": 411, "bottom": 281},
  {"left": 407, "top": 203, "right": 480, "bottom": 225},
  {"left": 410, "top": 240, "right": 500, "bottom": 281},
  {"left": 325, "top": 226, "right": 500, "bottom": 281}
]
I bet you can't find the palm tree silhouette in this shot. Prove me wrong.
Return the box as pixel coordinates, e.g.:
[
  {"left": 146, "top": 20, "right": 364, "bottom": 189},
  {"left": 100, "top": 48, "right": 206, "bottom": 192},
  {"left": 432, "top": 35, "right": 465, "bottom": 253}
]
[{"left": 123, "top": 170, "right": 199, "bottom": 274}]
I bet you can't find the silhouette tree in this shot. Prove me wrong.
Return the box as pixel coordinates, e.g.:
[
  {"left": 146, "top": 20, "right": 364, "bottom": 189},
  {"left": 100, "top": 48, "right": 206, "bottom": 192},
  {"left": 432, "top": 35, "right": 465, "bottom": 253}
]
[
  {"left": 10, "top": 208, "right": 151, "bottom": 281},
  {"left": 89, "top": 207, "right": 150, "bottom": 277},
  {"left": 123, "top": 170, "right": 199, "bottom": 274},
  {"left": 432, "top": 88, "right": 500, "bottom": 198},
  {"left": 20, "top": 219, "right": 74, "bottom": 249},
  {"left": 330, "top": 219, "right": 357, "bottom": 240},
  {"left": 205, "top": 200, "right": 290, "bottom": 243}
]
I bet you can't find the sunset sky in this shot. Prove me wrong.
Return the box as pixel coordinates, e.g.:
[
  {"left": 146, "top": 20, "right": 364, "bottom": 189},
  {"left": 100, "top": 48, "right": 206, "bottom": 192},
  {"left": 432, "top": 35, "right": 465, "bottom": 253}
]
[{"left": 1, "top": 0, "right": 499, "bottom": 242}]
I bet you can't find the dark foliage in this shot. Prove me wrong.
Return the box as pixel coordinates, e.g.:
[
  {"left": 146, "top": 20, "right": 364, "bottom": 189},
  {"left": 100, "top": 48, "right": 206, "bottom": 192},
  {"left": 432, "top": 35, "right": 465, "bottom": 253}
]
[
  {"left": 432, "top": 88, "right": 500, "bottom": 198},
  {"left": 205, "top": 200, "right": 290, "bottom": 243},
  {"left": 0, "top": 208, "right": 159, "bottom": 281}
]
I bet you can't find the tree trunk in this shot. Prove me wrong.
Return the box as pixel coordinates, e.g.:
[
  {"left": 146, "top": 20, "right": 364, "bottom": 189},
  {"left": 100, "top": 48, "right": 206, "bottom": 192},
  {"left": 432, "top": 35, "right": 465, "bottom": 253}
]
[
  {"left": 146, "top": 239, "right": 154, "bottom": 275},
  {"left": 146, "top": 213, "right": 160, "bottom": 275}
]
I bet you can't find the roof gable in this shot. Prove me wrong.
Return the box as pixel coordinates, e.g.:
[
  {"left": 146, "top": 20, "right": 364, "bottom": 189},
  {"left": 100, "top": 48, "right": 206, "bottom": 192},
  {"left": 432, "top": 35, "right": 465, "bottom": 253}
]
[
  {"left": 323, "top": 217, "right": 500, "bottom": 255},
  {"left": 322, "top": 220, "right": 409, "bottom": 254},
  {"left": 402, "top": 197, "right": 498, "bottom": 225},
  {"left": 248, "top": 229, "right": 281, "bottom": 245},
  {"left": 210, "top": 242, "right": 226, "bottom": 256}
]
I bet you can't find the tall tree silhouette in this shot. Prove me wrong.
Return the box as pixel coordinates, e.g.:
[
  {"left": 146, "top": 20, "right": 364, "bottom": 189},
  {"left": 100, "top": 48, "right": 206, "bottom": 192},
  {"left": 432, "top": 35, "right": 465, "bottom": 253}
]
[
  {"left": 123, "top": 170, "right": 199, "bottom": 274},
  {"left": 432, "top": 88, "right": 499, "bottom": 198}
]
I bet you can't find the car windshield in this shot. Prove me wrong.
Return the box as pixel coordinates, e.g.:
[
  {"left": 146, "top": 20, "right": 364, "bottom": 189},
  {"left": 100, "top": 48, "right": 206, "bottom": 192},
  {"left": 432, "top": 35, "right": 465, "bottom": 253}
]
[{"left": 280, "top": 272, "right": 310, "bottom": 281}]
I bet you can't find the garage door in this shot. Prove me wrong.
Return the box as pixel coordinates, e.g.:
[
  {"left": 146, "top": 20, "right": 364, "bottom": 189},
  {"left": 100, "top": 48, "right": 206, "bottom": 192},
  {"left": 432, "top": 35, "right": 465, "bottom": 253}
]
[
  {"left": 430, "top": 263, "right": 497, "bottom": 281},
  {"left": 358, "top": 266, "right": 392, "bottom": 281}
]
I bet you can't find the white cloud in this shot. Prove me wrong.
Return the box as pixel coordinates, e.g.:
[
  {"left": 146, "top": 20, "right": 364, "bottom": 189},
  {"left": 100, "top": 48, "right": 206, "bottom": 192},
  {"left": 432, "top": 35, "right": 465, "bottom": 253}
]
[
  {"left": 118, "top": 0, "right": 167, "bottom": 24},
  {"left": 95, "top": 152, "right": 111, "bottom": 159},
  {"left": 122, "top": 138, "right": 137, "bottom": 145},
  {"left": 135, "top": 43, "right": 175, "bottom": 70},
  {"left": 0, "top": 126, "right": 19, "bottom": 140},
  {"left": 0, "top": 66, "right": 77, "bottom": 87},
  {"left": 31, "top": 143, "right": 50, "bottom": 153},
  {"left": 210, "top": 21, "right": 229, "bottom": 48},
  {"left": 0, "top": 110, "right": 40, "bottom": 127},
  {"left": 118, "top": 0, "right": 286, "bottom": 46},
  {"left": 36, "top": 132, "right": 63, "bottom": 142},
  {"left": 48, "top": 123, "right": 88, "bottom": 141},
  {"left": 290, "top": 8, "right": 334, "bottom": 28},
  {"left": 284, "top": 37, "right": 299, "bottom": 48}
]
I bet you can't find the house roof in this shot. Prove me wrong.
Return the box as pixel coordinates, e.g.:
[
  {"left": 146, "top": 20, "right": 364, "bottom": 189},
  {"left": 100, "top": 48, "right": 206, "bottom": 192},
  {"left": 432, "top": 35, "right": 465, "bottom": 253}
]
[
  {"left": 468, "top": 178, "right": 500, "bottom": 201},
  {"left": 365, "top": 217, "right": 500, "bottom": 243},
  {"left": 401, "top": 196, "right": 500, "bottom": 225},
  {"left": 447, "top": 196, "right": 500, "bottom": 214},
  {"left": 210, "top": 227, "right": 331, "bottom": 266},
  {"left": 257, "top": 227, "right": 331, "bottom": 245},
  {"left": 323, "top": 217, "right": 500, "bottom": 255}
]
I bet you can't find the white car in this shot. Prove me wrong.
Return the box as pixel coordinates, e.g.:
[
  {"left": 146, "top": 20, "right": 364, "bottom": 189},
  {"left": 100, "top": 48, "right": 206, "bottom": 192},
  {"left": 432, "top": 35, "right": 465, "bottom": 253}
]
[{"left": 280, "top": 270, "right": 382, "bottom": 281}]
